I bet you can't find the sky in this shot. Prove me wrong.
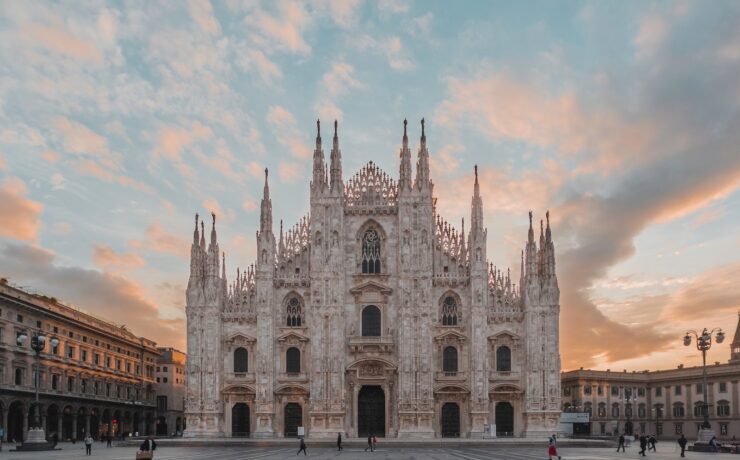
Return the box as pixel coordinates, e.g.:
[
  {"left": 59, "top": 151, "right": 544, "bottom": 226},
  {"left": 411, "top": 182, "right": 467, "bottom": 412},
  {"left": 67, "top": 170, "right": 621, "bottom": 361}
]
[{"left": 1, "top": 0, "right": 739, "bottom": 371}]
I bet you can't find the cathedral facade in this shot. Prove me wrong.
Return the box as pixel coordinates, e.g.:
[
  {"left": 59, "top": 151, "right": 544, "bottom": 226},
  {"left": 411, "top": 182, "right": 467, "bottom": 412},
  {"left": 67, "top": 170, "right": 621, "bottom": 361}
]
[{"left": 184, "top": 120, "right": 561, "bottom": 439}]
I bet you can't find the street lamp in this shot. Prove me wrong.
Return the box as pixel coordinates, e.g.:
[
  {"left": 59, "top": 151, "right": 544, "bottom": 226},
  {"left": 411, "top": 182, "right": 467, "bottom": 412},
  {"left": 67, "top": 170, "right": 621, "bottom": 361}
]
[
  {"left": 15, "top": 331, "right": 59, "bottom": 451},
  {"left": 683, "top": 327, "right": 725, "bottom": 444}
]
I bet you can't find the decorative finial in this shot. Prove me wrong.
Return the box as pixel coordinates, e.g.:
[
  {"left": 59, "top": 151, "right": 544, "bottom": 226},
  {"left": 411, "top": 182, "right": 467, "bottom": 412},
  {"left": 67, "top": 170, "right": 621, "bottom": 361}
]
[
  {"left": 334, "top": 119, "right": 338, "bottom": 137},
  {"left": 403, "top": 118, "right": 407, "bottom": 137},
  {"left": 546, "top": 210, "right": 550, "bottom": 226},
  {"left": 421, "top": 117, "right": 425, "bottom": 137},
  {"left": 264, "top": 167, "right": 268, "bottom": 179},
  {"left": 212, "top": 211, "right": 216, "bottom": 228},
  {"left": 195, "top": 213, "right": 199, "bottom": 228},
  {"left": 528, "top": 210, "right": 533, "bottom": 226},
  {"left": 540, "top": 219, "right": 544, "bottom": 235},
  {"left": 317, "top": 119, "right": 320, "bottom": 137}
]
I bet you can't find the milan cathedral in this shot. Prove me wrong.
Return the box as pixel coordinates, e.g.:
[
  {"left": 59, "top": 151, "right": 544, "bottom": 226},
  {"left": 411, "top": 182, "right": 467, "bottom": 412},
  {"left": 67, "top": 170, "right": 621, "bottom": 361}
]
[{"left": 184, "top": 119, "right": 561, "bottom": 439}]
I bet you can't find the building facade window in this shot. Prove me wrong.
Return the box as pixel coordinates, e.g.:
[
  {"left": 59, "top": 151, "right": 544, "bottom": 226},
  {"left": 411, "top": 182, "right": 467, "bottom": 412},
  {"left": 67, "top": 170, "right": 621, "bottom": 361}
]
[
  {"left": 286, "top": 297, "right": 302, "bottom": 327},
  {"left": 637, "top": 387, "right": 645, "bottom": 397},
  {"left": 673, "top": 403, "right": 685, "bottom": 417},
  {"left": 694, "top": 403, "right": 705, "bottom": 417},
  {"left": 718, "top": 401, "right": 731, "bottom": 417},
  {"left": 234, "top": 347, "right": 248, "bottom": 373},
  {"left": 719, "top": 382, "right": 728, "bottom": 393},
  {"left": 597, "top": 385, "right": 603, "bottom": 396},
  {"left": 638, "top": 404, "right": 646, "bottom": 418},
  {"left": 675, "top": 385, "right": 682, "bottom": 395},
  {"left": 656, "top": 422, "right": 663, "bottom": 435},
  {"left": 675, "top": 423, "right": 683, "bottom": 435},
  {"left": 720, "top": 423, "right": 729, "bottom": 435},
  {"left": 696, "top": 383, "right": 703, "bottom": 394},
  {"left": 584, "top": 385, "right": 592, "bottom": 395},
  {"left": 441, "top": 296, "right": 459, "bottom": 326},
  {"left": 361, "top": 305, "right": 381, "bottom": 337},
  {"left": 611, "top": 386, "right": 619, "bottom": 396},
  {"left": 612, "top": 404, "right": 620, "bottom": 418},
  {"left": 286, "top": 347, "right": 300, "bottom": 374},
  {"left": 442, "top": 346, "right": 458, "bottom": 374},
  {"left": 655, "top": 387, "right": 662, "bottom": 397},
  {"left": 15, "top": 367, "right": 23, "bottom": 385},
  {"left": 598, "top": 403, "right": 606, "bottom": 418},
  {"left": 52, "top": 374, "right": 59, "bottom": 390},
  {"left": 361, "top": 229, "right": 381, "bottom": 274},
  {"left": 67, "top": 376, "right": 74, "bottom": 392},
  {"left": 157, "top": 395, "right": 167, "bottom": 411},
  {"left": 496, "top": 346, "right": 511, "bottom": 372},
  {"left": 584, "top": 402, "right": 592, "bottom": 416}
]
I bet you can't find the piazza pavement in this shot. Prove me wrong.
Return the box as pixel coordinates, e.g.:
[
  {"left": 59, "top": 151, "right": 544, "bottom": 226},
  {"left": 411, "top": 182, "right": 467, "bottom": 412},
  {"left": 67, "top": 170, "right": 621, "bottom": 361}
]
[{"left": 0, "top": 442, "right": 737, "bottom": 460}]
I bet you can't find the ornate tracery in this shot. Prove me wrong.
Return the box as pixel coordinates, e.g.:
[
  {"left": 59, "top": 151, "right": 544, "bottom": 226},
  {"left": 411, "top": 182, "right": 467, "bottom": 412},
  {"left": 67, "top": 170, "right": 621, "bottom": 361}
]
[
  {"left": 286, "top": 297, "right": 302, "bottom": 327},
  {"left": 441, "top": 296, "right": 459, "bottom": 326},
  {"left": 361, "top": 229, "right": 381, "bottom": 274}
]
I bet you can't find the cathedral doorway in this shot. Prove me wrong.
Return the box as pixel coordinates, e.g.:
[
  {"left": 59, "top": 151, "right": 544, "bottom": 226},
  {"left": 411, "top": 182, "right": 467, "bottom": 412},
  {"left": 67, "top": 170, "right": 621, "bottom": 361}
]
[
  {"left": 7, "top": 401, "right": 24, "bottom": 442},
  {"left": 495, "top": 402, "right": 514, "bottom": 436},
  {"left": 358, "top": 385, "right": 385, "bottom": 437},
  {"left": 624, "top": 421, "right": 634, "bottom": 435},
  {"left": 231, "top": 403, "right": 250, "bottom": 437},
  {"left": 283, "top": 403, "right": 302, "bottom": 437},
  {"left": 441, "top": 402, "right": 460, "bottom": 437}
]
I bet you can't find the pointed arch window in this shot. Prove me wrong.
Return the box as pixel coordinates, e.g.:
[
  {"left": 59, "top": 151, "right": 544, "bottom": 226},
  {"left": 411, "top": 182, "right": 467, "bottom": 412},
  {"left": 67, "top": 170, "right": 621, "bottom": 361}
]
[
  {"left": 443, "top": 346, "right": 458, "bottom": 373},
  {"left": 441, "top": 296, "right": 459, "bottom": 325},
  {"left": 361, "top": 229, "right": 381, "bottom": 274},
  {"left": 286, "top": 297, "right": 302, "bottom": 327},
  {"left": 496, "top": 346, "right": 511, "bottom": 372},
  {"left": 286, "top": 347, "right": 300, "bottom": 374}
]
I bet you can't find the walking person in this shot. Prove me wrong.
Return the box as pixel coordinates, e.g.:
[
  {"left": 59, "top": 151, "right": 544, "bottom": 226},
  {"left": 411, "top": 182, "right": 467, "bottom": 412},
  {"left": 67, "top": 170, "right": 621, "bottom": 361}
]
[
  {"left": 648, "top": 435, "right": 657, "bottom": 452},
  {"left": 617, "top": 433, "right": 626, "bottom": 452},
  {"left": 106, "top": 432, "right": 112, "bottom": 448},
  {"left": 365, "top": 434, "right": 373, "bottom": 452},
  {"left": 297, "top": 437, "right": 307, "bottom": 456},
  {"left": 372, "top": 434, "right": 377, "bottom": 452},
  {"left": 337, "top": 432, "right": 342, "bottom": 451},
  {"left": 548, "top": 435, "right": 561, "bottom": 460},
  {"left": 84, "top": 433, "right": 93, "bottom": 456},
  {"left": 678, "top": 434, "right": 687, "bottom": 457},
  {"left": 639, "top": 434, "right": 647, "bottom": 456}
]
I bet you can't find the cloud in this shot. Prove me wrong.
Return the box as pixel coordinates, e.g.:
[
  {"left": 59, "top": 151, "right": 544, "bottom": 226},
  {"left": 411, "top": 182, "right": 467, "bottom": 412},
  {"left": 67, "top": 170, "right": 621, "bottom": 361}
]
[
  {"left": 92, "top": 245, "right": 146, "bottom": 270},
  {"left": 72, "top": 159, "right": 153, "bottom": 193},
  {"left": 202, "top": 198, "right": 235, "bottom": 222},
  {"left": 0, "top": 177, "right": 43, "bottom": 241},
  {"left": 24, "top": 24, "right": 103, "bottom": 64},
  {"left": 130, "top": 222, "right": 190, "bottom": 259},
  {"left": 321, "top": 62, "right": 362, "bottom": 96},
  {"left": 0, "top": 242, "right": 184, "bottom": 349},
  {"left": 278, "top": 161, "right": 302, "bottom": 182},
  {"left": 245, "top": 1, "right": 311, "bottom": 55},
  {"left": 351, "top": 35, "right": 414, "bottom": 71},
  {"left": 50, "top": 173, "right": 65, "bottom": 190},
  {"left": 377, "top": 0, "right": 408, "bottom": 14},
  {"left": 239, "top": 49, "right": 283, "bottom": 83},
  {"left": 53, "top": 116, "right": 109, "bottom": 156},
  {"left": 242, "top": 198, "right": 258, "bottom": 212},
  {"left": 0, "top": 154, "right": 6, "bottom": 171},
  {"left": 152, "top": 121, "right": 213, "bottom": 161},
  {"left": 266, "top": 106, "right": 311, "bottom": 159},
  {"left": 411, "top": 12, "right": 433, "bottom": 36},
  {"left": 188, "top": 0, "right": 221, "bottom": 36},
  {"left": 317, "top": 0, "right": 362, "bottom": 29}
]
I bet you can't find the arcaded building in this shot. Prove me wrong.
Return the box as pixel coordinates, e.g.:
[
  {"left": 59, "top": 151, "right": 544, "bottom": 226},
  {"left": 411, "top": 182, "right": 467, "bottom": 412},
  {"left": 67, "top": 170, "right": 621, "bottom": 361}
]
[
  {"left": 0, "top": 281, "right": 159, "bottom": 442},
  {"left": 184, "top": 120, "right": 561, "bottom": 438}
]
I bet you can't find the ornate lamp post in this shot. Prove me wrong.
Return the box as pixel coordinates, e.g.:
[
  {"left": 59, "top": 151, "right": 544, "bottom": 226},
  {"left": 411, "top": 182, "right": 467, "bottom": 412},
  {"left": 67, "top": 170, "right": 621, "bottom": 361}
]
[
  {"left": 16, "top": 331, "right": 59, "bottom": 450},
  {"left": 683, "top": 327, "right": 725, "bottom": 444}
]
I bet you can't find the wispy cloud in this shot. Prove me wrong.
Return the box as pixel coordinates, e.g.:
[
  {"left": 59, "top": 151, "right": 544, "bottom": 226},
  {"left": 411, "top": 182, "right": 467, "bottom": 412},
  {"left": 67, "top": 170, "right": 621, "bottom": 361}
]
[{"left": 0, "top": 177, "right": 43, "bottom": 242}]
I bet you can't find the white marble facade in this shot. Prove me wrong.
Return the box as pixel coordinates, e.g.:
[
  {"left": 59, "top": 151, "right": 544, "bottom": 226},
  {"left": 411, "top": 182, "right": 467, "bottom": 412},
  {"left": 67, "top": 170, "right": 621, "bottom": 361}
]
[{"left": 184, "top": 120, "right": 561, "bottom": 439}]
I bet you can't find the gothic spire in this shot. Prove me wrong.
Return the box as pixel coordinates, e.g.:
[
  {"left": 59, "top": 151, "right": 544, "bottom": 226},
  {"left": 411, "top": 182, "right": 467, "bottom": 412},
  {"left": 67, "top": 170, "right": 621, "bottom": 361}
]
[
  {"left": 471, "top": 164, "right": 484, "bottom": 238},
  {"left": 399, "top": 118, "right": 412, "bottom": 192},
  {"left": 193, "top": 213, "right": 199, "bottom": 244},
  {"left": 730, "top": 313, "right": 740, "bottom": 363},
  {"left": 210, "top": 211, "right": 217, "bottom": 246},
  {"left": 415, "top": 118, "right": 430, "bottom": 191},
  {"left": 312, "top": 119, "right": 326, "bottom": 193},
  {"left": 545, "top": 210, "right": 552, "bottom": 243},
  {"left": 260, "top": 168, "right": 273, "bottom": 235},
  {"left": 330, "top": 120, "right": 343, "bottom": 194}
]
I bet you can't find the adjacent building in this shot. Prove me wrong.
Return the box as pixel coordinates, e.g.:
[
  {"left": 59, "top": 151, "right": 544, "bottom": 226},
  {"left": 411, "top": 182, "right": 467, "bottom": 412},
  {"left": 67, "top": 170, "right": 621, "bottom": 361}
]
[
  {"left": 184, "top": 120, "right": 562, "bottom": 439},
  {"left": 561, "top": 315, "right": 740, "bottom": 440},
  {"left": 0, "top": 281, "right": 159, "bottom": 442},
  {"left": 155, "top": 347, "right": 186, "bottom": 436}
]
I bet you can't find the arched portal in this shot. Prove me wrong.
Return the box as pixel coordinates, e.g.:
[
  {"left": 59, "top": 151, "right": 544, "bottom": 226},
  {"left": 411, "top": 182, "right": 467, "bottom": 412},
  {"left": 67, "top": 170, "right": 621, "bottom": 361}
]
[
  {"left": 624, "top": 421, "right": 634, "bottom": 435},
  {"left": 90, "top": 409, "right": 100, "bottom": 438},
  {"left": 495, "top": 402, "right": 514, "bottom": 436},
  {"left": 132, "top": 412, "right": 140, "bottom": 436},
  {"left": 283, "top": 403, "right": 302, "bottom": 437},
  {"left": 441, "top": 402, "right": 460, "bottom": 437},
  {"left": 101, "top": 409, "right": 111, "bottom": 436},
  {"left": 7, "top": 401, "right": 24, "bottom": 443},
  {"left": 231, "top": 403, "right": 250, "bottom": 437},
  {"left": 62, "top": 406, "right": 74, "bottom": 440},
  {"left": 46, "top": 404, "right": 59, "bottom": 436},
  {"left": 76, "top": 407, "right": 87, "bottom": 439},
  {"left": 156, "top": 416, "right": 167, "bottom": 436},
  {"left": 358, "top": 385, "right": 385, "bottom": 437}
]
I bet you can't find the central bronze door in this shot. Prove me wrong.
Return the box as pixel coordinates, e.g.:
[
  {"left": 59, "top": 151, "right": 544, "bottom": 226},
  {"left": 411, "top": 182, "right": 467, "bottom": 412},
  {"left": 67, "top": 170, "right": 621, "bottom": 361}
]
[
  {"left": 441, "top": 402, "right": 460, "bottom": 437},
  {"left": 284, "top": 403, "right": 302, "bottom": 437},
  {"left": 232, "top": 403, "right": 250, "bottom": 437},
  {"left": 358, "top": 385, "right": 385, "bottom": 437}
]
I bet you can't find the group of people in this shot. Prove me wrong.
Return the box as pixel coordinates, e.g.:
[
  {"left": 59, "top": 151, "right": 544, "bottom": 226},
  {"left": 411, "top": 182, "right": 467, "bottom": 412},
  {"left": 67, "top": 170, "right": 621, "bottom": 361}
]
[
  {"left": 297, "top": 433, "right": 379, "bottom": 455},
  {"left": 617, "top": 432, "right": 658, "bottom": 456}
]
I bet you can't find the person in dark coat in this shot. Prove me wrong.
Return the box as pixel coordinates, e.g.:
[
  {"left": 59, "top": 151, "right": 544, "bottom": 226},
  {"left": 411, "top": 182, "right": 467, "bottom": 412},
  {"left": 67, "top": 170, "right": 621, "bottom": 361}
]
[
  {"left": 365, "top": 434, "right": 373, "bottom": 452},
  {"left": 617, "top": 433, "right": 626, "bottom": 452},
  {"left": 140, "top": 437, "right": 157, "bottom": 452},
  {"left": 678, "top": 434, "right": 688, "bottom": 457},
  {"left": 106, "top": 432, "right": 112, "bottom": 447},
  {"left": 297, "top": 437, "right": 307, "bottom": 456},
  {"left": 337, "top": 432, "right": 342, "bottom": 451},
  {"left": 648, "top": 435, "right": 657, "bottom": 452},
  {"left": 639, "top": 434, "right": 647, "bottom": 456}
]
